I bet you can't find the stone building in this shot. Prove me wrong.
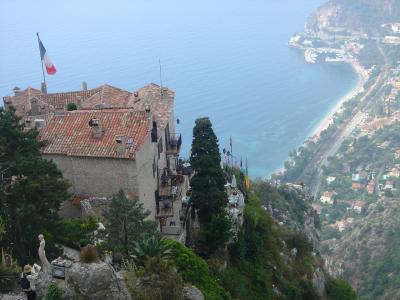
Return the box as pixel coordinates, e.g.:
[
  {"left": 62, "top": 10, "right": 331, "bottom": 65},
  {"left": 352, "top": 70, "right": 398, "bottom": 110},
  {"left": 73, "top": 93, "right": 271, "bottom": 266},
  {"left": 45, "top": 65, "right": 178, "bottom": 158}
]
[{"left": 4, "top": 83, "right": 189, "bottom": 241}]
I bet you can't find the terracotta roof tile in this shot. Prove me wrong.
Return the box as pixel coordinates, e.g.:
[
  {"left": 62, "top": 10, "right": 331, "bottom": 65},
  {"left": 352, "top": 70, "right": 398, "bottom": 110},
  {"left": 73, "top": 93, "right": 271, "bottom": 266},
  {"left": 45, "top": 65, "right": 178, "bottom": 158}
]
[
  {"left": 40, "top": 109, "right": 150, "bottom": 159},
  {"left": 3, "top": 84, "right": 132, "bottom": 115},
  {"left": 127, "top": 83, "right": 174, "bottom": 131}
]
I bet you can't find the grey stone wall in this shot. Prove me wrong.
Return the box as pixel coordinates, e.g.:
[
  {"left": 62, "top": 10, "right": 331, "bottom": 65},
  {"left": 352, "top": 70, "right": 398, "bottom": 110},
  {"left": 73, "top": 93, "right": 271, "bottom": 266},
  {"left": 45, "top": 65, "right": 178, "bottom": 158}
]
[{"left": 44, "top": 154, "right": 138, "bottom": 198}]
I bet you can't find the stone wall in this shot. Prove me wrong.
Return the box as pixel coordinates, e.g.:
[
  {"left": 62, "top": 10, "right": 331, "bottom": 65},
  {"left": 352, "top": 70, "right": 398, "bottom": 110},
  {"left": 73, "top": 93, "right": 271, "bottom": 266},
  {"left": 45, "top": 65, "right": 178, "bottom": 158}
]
[{"left": 44, "top": 154, "right": 138, "bottom": 198}]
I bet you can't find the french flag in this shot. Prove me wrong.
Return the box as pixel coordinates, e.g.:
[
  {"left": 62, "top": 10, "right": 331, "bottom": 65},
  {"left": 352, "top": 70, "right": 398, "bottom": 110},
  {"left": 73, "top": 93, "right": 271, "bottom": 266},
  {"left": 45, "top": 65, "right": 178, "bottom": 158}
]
[{"left": 38, "top": 37, "right": 57, "bottom": 75}]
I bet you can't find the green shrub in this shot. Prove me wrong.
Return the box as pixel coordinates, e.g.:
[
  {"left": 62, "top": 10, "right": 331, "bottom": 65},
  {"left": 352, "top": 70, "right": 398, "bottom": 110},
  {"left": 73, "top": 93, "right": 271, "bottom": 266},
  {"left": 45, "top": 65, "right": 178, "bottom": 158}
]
[
  {"left": 131, "top": 257, "right": 183, "bottom": 300},
  {"left": 67, "top": 103, "right": 77, "bottom": 111},
  {"left": 55, "top": 217, "right": 98, "bottom": 249},
  {"left": 326, "top": 277, "right": 357, "bottom": 300},
  {"left": 45, "top": 282, "right": 63, "bottom": 300},
  {"left": 166, "top": 240, "right": 231, "bottom": 300},
  {"left": 80, "top": 245, "right": 99, "bottom": 263}
]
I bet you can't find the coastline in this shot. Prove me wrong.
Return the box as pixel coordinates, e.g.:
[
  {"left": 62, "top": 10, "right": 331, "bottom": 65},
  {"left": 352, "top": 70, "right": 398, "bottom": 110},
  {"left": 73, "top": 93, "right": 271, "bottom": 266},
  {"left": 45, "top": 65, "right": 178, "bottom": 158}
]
[
  {"left": 270, "top": 52, "right": 369, "bottom": 178},
  {"left": 309, "top": 59, "right": 368, "bottom": 139}
]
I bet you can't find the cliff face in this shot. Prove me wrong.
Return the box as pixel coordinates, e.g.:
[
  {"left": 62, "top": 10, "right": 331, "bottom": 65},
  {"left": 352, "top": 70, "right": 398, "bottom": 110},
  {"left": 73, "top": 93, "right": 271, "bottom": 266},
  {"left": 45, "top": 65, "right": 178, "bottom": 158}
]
[
  {"left": 307, "top": 0, "right": 400, "bottom": 33},
  {"left": 323, "top": 197, "right": 400, "bottom": 299}
]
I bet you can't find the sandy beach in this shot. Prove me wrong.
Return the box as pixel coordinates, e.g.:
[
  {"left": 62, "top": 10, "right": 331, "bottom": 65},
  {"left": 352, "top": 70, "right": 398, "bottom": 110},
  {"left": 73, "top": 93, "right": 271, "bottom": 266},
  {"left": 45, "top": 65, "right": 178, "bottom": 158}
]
[{"left": 309, "top": 59, "right": 369, "bottom": 139}]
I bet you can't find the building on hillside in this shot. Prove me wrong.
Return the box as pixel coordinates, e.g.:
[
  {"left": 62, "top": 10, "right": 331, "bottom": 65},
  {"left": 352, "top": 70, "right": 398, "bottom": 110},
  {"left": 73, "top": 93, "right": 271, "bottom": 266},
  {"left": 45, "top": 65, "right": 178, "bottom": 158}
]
[
  {"left": 312, "top": 203, "right": 323, "bottom": 215},
  {"left": 384, "top": 180, "right": 394, "bottom": 191},
  {"left": 395, "top": 149, "right": 400, "bottom": 160},
  {"left": 351, "top": 182, "right": 363, "bottom": 191},
  {"left": 23, "top": 83, "right": 190, "bottom": 241},
  {"left": 351, "top": 173, "right": 360, "bottom": 182},
  {"left": 352, "top": 200, "right": 365, "bottom": 213},
  {"left": 320, "top": 191, "right": 334, "bottom": 204},
  {"left": 366, "top": 180, "right": 375, "bottom": 194},
  {"left": 226, "top": 175, "right": 245, "bottom": 236},
  {"left": 331, "top": 218, "right": 354, "bottom": 232},
  {"left": 389, "top": 167, "right": 400, "bottom": 178},
  {"left": 326, "top": 176, "right": 336, "bottom": 184}
]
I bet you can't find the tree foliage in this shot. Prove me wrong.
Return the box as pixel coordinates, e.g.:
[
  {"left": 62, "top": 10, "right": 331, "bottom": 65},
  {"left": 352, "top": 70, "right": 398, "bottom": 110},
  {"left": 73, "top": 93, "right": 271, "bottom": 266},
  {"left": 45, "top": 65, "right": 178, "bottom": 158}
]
[
  {"left": 103, "top": 189, "right": 157, "bottom": 256},
  {"left": 0, "top": 109, "right": 70, "bottom": 262},
  {"left": 131, "top": 235, "right": 172, "bottom": 266},
  {"left": 66, "top": 103, "right": 77, "bottom": 111},
  {"left": 326, "top": 278, "right": 357, "bottom": 300},
  {"left": 190, "top": 117, "right": 231, "bottom": 254}
]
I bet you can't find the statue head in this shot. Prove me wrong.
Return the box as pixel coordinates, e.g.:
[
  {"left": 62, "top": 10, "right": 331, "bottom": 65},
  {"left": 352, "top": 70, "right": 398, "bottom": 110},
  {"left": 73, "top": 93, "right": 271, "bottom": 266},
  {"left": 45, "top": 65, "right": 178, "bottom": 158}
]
[{"left": 38, "top": 234, "right": 44, "bottom": 241}]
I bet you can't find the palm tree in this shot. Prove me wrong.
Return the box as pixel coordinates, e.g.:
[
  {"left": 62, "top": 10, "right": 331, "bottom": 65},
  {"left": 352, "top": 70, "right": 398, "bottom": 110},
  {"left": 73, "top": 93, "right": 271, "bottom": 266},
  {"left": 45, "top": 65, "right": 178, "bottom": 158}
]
[{"left": 131, "top": 235, "right": 173, "bottom": 266}]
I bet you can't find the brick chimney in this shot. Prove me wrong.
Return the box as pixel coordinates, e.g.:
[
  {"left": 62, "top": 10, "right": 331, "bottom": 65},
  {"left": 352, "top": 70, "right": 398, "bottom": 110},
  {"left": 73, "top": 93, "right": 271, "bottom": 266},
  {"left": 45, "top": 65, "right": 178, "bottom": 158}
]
[
  {"left": 13, "top": 86, "right": 21, "bottom": 96},
  {"left": 133, "top": 91, "right": 140, "bottom": 102},
  {"left": 115, "top": 135, "right": 126, "bottom": 155},
  {"left": 89, "top": 118, "right": 103, "bottom": 138},
  {"left": 30, "top": 98, "right": 39, "bottom": 115}
]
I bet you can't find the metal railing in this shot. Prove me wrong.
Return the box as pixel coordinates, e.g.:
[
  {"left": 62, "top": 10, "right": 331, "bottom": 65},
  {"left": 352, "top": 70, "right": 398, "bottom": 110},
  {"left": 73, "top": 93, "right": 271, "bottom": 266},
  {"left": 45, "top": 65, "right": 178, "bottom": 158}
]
[{"left": 166, "top": 133, "right": 182, "bottom": 155}]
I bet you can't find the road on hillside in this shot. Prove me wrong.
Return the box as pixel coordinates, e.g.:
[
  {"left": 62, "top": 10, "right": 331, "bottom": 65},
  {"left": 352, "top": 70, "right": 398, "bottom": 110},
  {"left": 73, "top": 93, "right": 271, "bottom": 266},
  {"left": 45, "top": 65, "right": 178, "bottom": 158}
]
[{"left": 299, "top": 44, "right": 389, "bottom": 198}]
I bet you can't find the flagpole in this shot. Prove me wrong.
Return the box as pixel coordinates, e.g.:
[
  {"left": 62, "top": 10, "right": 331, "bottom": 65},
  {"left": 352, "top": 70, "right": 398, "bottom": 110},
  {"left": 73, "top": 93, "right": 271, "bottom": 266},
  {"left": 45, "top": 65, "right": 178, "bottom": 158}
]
[
  {"left": 230, "top": 136, "right": 233, "bottom": 168},
  {"left": 36, "top": 32, "right": 46, "bottom": 85}
]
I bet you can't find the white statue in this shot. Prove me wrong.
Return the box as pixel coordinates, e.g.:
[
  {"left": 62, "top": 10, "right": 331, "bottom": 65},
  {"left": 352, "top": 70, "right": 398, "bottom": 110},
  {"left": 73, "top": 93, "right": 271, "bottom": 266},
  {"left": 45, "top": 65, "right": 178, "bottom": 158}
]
[{"left": 38, "top": 234, "right": 51, "bottom": 272}]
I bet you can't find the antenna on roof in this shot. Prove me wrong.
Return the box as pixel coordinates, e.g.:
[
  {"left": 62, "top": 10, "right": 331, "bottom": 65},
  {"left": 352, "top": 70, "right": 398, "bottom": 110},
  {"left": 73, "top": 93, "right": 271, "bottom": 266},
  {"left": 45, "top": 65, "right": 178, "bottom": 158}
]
[{"left": 159, "top": 59, "right": 163, "bottom": 97}]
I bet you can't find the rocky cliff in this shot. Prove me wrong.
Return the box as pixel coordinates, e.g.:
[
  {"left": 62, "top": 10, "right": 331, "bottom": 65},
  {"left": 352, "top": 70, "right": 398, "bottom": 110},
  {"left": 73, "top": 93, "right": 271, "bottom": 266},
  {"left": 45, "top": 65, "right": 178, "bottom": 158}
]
[
  {"left": 322, "top": 197, "right": 400, "bottom": 299},
  {"left": 307, "top": 0, "right": 400, "bottom": 34}
]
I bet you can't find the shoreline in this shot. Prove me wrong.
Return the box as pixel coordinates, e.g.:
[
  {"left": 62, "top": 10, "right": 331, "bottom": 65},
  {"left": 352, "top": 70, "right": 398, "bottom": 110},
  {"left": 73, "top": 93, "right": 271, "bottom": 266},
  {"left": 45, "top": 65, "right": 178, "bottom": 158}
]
[
  {"left": 270, "top": 54, "right": 369, "bottom": 178},
  {"left": 309, "top": 58, "right": 368, "bottom": 139}
]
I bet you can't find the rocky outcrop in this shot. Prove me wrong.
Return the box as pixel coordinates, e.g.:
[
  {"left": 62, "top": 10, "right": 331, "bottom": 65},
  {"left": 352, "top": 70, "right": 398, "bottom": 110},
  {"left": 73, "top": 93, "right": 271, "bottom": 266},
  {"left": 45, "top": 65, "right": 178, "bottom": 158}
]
[
  {"left": 36, "top": 261, "right": 131, "bottom": 300},
  {"left": 183, "top": 286, "right": 205, "bottom": 300}
]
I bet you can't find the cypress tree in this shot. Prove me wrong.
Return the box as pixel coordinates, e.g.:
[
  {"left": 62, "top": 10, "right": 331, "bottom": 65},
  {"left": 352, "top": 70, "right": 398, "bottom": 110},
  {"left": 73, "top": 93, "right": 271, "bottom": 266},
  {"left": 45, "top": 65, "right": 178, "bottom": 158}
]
[
  {"left": 190, "top": 117, "right": 231, "bottom": 254},
  {"left": 0, "top": 109, "right": 70, "bottom": 262}
]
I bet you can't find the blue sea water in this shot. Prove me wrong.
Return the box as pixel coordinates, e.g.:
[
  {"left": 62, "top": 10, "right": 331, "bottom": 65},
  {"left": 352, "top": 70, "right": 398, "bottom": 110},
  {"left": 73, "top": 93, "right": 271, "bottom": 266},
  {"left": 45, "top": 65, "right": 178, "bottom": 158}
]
[{"left": 0, "top": 0, "right": 358, "bottom": 178}]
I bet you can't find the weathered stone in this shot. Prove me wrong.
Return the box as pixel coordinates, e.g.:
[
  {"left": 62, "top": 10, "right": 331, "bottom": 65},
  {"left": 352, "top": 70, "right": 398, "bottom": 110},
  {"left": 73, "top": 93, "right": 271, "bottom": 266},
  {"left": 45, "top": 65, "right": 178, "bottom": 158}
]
[
  {"left": 34, "top": 261, "right": 131, "bottom": 300},
  {"left": 183, "top": 285, "right": 204, "bottom": 300}
]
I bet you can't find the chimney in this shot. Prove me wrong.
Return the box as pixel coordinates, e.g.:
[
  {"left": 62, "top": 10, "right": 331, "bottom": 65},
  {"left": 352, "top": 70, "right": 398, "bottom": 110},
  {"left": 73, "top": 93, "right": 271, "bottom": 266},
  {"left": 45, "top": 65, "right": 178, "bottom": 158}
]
[
  {"left": 82, "top": 81, "right": 88, "bottom": 91},
  {"left": 41, "top": 82, "right": 47, "bottom": 94},
  {"left": 115, "top": 135, "right": 126, "bottom": 155},
  {"left": 133, "top": 91, "right": 140, "bottom": 102},
  {"left": 89, "top": 118, "right": 103, "bottom": 138},
  {"left": 13, "top": 86, "right": 21, "bottom": 96},
  {"left": 30, "top": 98, "right": 39, "bottom": 115},
  {"left": 34, "top": 119, "right": 45, "bottom": 129},
  {"left": 145, "top": 104, "right": 151, "bottom": 118}
]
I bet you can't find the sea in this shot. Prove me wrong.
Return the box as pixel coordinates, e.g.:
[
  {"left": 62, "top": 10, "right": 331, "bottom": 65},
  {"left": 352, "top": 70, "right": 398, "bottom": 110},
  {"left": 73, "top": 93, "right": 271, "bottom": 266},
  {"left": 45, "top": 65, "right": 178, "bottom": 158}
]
[{"left": 0, "top": 0, "right": 358, "bottom": 178}]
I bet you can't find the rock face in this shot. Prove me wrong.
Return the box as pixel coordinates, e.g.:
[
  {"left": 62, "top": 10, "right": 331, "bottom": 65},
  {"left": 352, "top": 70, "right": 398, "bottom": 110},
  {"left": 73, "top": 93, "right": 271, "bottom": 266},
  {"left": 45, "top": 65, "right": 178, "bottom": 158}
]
[
  {"left": 322, "top": 198, "right": 400, "bottom": 299},
  {"left": 183, "top": 286, "right": 205, "bottom": 300},
  {"left": 264, "top": 183, "right": 321, "bottom": 247},
  {"left": 36, "top": 262, "right": 131, "bottom": 300},
  {"left": 307, "top": 0, "right": 400, "bottom": 34}
]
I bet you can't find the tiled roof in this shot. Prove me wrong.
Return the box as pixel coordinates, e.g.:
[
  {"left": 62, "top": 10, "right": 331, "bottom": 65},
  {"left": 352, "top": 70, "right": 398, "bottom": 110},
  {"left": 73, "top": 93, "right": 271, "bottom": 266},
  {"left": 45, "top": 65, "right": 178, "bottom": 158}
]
[
  {"left": 3, "top": 87, "right": 42, "bottom": 115},
  {"left": 127, "top": 83, "right": 175, "bottom": 132},
  {"left": 81, "top": 84, "right": 132, "bottom": 109},
  {"left": 3, "top": 84, "right": 132, "bottom": 115},
  {"left": 42, "top": 88, "right": 100, "bottom": 109},
  {"left": 40, "top": 109, "right": 150, "bottom": 159},
  {"left": 4, "top": 82, "right": 175, "bottom": 135}
]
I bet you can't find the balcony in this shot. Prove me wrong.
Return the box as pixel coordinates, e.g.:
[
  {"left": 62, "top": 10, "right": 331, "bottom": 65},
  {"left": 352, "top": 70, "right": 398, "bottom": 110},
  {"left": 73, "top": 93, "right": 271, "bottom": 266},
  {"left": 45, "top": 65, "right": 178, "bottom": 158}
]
[
  {"left": 155, "top": 197, "right": 174, "bottom": 219},
  {"left": 176, "top": 160, "right": 192, "bottom": 176},
  {"left": 166, "top": 133, "right": 182, "bottom": 156}
]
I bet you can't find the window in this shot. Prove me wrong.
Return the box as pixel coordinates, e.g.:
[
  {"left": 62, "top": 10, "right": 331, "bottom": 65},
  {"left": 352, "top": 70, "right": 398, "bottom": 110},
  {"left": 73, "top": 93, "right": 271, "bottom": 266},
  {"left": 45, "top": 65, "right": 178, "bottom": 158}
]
[
  {"left": 158, "top": 138, "right": 163, "bottom": 159},
  {"left": 152, "top": 157, "right": 156, "bottom": 178}
]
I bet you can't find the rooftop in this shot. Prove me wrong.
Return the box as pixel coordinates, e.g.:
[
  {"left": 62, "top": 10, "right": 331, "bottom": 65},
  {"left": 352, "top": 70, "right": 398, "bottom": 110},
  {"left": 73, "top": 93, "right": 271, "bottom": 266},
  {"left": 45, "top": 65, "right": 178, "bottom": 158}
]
[
  {"left": 3, "top": 83, "right": 175, "bottom": 132},
  {"left": 40, "top": 109, "right": 150, "bottom": 159}
]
